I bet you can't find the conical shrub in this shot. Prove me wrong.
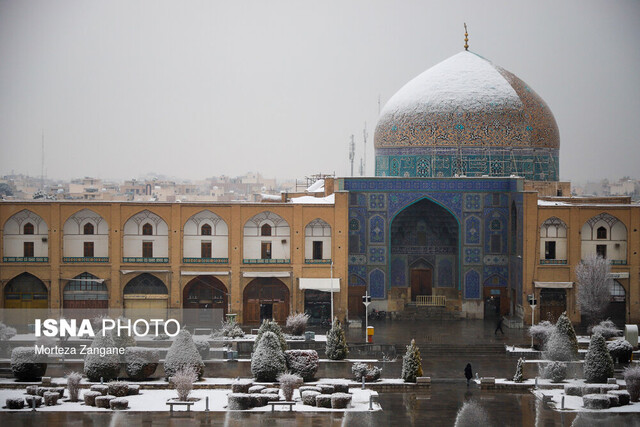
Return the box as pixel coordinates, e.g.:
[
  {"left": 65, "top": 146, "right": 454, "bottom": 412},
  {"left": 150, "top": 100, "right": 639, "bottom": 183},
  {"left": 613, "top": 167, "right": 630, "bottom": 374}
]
[
  {"left": 164, "top": 329, "right": 204, "bottom": 380},
  {"left": 555, "top": 312, "right": 578, "bottom": 358},
  {"left": 253, "top": 319, "right": 287, "bottom": 352},
  {"left": 513, "top": 358, "right": 524, "bottom": 383},
  {"left": 251, "top": 331, "right": 286, "bottom": 381},
  {"left": 584, "top": 332, "right": 614, "bottom": 383},
  {"left": 84, "top": 330, "right": 120, "bottom": 382},
  {"left": 325, "top": 318, "right": 348, "bottom": 360},
  {"left": 401, "top": 339, "right": 423, "bottom": 383}
]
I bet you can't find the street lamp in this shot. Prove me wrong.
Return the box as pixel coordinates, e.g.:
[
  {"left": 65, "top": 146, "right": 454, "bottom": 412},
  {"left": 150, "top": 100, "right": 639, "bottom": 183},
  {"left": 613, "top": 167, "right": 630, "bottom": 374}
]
[
  {"left": 330, "top": 260, "right": 334, "bottom": 325},
  {"left": 528, "top": 294, "right": 537, "bottom": 348}
]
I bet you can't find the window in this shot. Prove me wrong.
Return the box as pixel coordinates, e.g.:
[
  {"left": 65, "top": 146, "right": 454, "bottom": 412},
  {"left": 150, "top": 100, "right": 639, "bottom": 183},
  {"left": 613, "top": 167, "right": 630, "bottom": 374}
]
[
  {"left": 23, "top": 223, "right": 34, "bottom": 235},
  {"left": 492, "top": 193, "right": 501, "bottom": 206},
  {"left": 261, "top": 242, "right": 272, "bottom": 259},
  {"left": 201, "top": 241, "right": 212, "bottom": 258},
  {"left": 596, "top": 226, "right": 607, "bottom": 239},
  {"left": 83, "top": 242, "right": 94, "bottom": 257},
  {"left": 596, "top": 244, "right": 607, "bottom": 259},
  {"left": 313, "top": 241, "right": 323, "bottom": 260},
  {"left": 142, "top": 241, "right": 153, "bottom": 258},
  {"left": 201, "top": 224, "right": 212, "bottom": 236},
  {"left": 490, "top": 234, "right": 502, "bottom": 253},
  {"left": 83, "top": 223, "right": 94, "bottom": 235},
  {"left": 142, "top": 223, "right": 153, "bottom": 235},
  {"left": 545, "top": 241, "right": 556, "bottom": 260},
  {"left": 23, "top": 241, "right": 34, "bottom": 257},
  {"left": 261, "top": 224, "right": 272, "bottom": 236}
]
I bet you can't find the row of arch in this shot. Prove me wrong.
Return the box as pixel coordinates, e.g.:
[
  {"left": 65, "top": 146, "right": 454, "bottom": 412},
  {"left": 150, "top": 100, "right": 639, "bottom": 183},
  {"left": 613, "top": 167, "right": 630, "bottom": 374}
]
[
  {"left": 3, "top": 271, "right": 291, "bottom": 324},
  {"left": 3, "top": 209, "right": 332, "bottom": 261},
  {"left": 540, "top": 213, "right": 628, "bottom": 262}
]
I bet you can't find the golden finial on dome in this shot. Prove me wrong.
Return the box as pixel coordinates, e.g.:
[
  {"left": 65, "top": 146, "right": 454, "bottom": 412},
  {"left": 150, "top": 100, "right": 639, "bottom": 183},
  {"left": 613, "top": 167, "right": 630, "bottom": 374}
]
[{"left": 464, "top": 23, "right": 469, "bottom": 51}]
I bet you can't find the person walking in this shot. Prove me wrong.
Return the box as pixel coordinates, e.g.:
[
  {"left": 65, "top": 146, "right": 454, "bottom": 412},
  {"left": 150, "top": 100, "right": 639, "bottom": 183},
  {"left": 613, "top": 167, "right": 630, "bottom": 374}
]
[
  {"left": 495, "top": 316, "right": 505, "bottom": 335},
  {"left": 464, "top": 363, "right": 473, "bottom": 386}
]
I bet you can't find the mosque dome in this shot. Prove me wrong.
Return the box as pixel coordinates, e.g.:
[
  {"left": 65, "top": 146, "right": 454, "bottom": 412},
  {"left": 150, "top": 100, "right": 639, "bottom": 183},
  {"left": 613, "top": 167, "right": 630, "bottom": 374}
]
[{"left": 374, "top": 51, "right": 560, "bottom": 181}]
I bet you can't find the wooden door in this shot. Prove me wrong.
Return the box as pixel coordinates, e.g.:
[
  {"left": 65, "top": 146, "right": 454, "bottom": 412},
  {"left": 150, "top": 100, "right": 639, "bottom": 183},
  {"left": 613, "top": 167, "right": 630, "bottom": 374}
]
[
  {"left": 410, "top": 269, "right": 432, "bottom": 300},
  {"left": 244, "top": 300, "right": 260, "bottom": 323},
  {"left": 273, "top": 302, "right": 288, "bottom": 323},
  {"left": 348, "top": 286, "right": 366, "bottom": 318}
]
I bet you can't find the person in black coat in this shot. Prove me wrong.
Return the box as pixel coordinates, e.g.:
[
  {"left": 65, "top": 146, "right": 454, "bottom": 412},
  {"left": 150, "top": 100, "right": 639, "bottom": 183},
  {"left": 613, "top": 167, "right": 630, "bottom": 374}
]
[{"left": 464, "top": 363, "right": 473, "bottom": 386}]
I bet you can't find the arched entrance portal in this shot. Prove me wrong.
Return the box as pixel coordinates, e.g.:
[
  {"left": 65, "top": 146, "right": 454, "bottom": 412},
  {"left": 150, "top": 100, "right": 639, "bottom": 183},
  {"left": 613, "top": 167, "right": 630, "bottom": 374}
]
[
  {"left": 63, "top": 272, "right": 108, "bottom": 310},
  {"left": 604, "top": 280, "right": 626, "bottom": 328},
  {"left": 183, "top": 276, "right": 228, "bottom": 327},
  {"left": 123, "top": 273, "right": 168, "bottom": 319},
  {"left": 243, "top": 278, "right": 289, "bottom": 324},
  {"left": 4, "top": 273, "right": 48, "bottom": 330},
  {"left": 391, "top": 198, "right": 458, "bottom": 300}
]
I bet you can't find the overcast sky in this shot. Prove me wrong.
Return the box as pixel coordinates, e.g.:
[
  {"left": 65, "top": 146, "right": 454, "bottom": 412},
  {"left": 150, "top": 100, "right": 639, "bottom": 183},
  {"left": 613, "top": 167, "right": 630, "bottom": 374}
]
[{"left": 1, "top": 0, "right": 638, "bottom": 183}]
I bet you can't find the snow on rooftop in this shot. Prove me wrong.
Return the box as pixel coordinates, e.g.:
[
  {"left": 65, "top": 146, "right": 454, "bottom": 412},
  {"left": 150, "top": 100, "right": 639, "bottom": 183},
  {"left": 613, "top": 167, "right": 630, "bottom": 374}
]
[
  {"left": 260, "top": 193, "right": 281, "bottom": 201},
  {"left": 290, "top": 194, "right": 334, "bottom": 204},
  {"left": 380, "top": 51, "right": 522, "bottom": 116},
  {"left": 306, "top": 179, "right": 325, "bottom": 193}
]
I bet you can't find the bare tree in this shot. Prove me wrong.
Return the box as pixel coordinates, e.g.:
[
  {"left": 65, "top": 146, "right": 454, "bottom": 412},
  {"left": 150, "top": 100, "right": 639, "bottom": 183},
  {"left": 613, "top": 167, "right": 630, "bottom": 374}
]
[{"left": 575, "top": 255, "right": 612, "bottom": 325}]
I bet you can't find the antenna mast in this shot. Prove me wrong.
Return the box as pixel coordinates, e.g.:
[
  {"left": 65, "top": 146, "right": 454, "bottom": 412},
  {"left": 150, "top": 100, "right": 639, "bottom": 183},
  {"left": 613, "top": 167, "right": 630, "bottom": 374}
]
[
  {"left": 363, "top": 122, "right": 368, "bottom": 177},
  {"left": 41, "top": 130, "right": 45, "bottom": 190},
  {"left": 349, "top": 134, "right": 355, "bottom": 176}
]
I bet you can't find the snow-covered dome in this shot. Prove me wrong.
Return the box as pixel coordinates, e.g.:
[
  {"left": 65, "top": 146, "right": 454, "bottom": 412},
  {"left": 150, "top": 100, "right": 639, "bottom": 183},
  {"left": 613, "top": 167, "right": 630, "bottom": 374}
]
[{"left": 374, "top": 51, "right": 560, "bottom": 181}]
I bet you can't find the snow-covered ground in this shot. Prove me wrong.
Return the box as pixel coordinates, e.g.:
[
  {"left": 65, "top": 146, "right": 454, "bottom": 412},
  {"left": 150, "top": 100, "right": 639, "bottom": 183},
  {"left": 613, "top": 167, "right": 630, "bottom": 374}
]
[{"left": 0, "top": 387, "right": 380, "bottom": 412}]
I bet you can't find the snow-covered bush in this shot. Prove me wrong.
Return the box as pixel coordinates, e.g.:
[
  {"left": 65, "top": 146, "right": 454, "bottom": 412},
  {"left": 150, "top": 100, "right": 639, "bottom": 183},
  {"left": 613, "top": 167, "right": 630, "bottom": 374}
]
[
  {"left": 316, "top": 394, "right": 332, "bottom": 408},
  {"left": 555, "top": 312, "right": 578, "bottom": 357},
  {"left": 251, "top": 331, "right": 287, "bottom": 382},
  {"left": 584, "top": 332, "right": 614, "bottom": 383},
  {"left": 127, "top": 384, "right": 140, "bottom": 395},
  {"left": 66, "top": 371, "right": 82, "bottom": 402},
  {"left": 544, "top": 361, "right": 567, "bottom": 383},
  {"left": 217, "top": 320, "right": 245, "bottom": 338},
  {"left": 607, "top": 339, "right": 633, "bottom": 363},
  {"left": 113, "top": 317, "right": 137, "bottom": 358},
  {"left": 623, "top": 365, "right": 640, "bottom": 401},
  {"left": 227, "top": 393, "right": 253, "bottom": 410},
  {"left": 43, "top": 391, "right": 59, "bottom": 406},
  {"left": 277, "top": 372, "right": 302, "bottom": 401},
  {"left": 318, "top": 384, "right": 335, "bottom": 394},
  {"left": 164, "top": 329, "right": 204, "bottom": 380},
  {"left": 513, "top": 358, "right": 524, "bottom": 383},
  {"left": 331, "top": 392, "right": 352, "bottom": 409},
  {"left": 286, "top": 313, "right": 309, "bottom": 336},
  {"left": 125, "top": 347, "right": 160, "bottom": 380},
  {"left": 0, "top": 321, "right": 17, "bottom": 340},
  {"left": 108, "top": 381, "right": 129, "bottom": 397},
  {"left": 352, "top": 362, "right": 381, "bottom": 382},
  {"left": 84, "top": 330, "right": 120, "bottom": 382},
  {"left": 325, "top": 318, "right": 348, "bottom": 360},
  {"left": 544, "top": 329, "right": 576, "bottom": 361},
  {"left": 591, "top": 319, "right": 622, "bottom": 339},
  {"left": 284, "top": 349, "right": 319, "bottom": 381},
  {"left": 299, "top": 386, "right": 321, "bottom": 393},
  {"left": 90, "top": 314, "right": 110, "bottom": 332},
  {"left": 528, "top": 320, "right": 553, "bottom": 349},
  {"left": 401, "top": 339, "right": 423, "bottom": 383},
  {"left": 253, "top": 319, "right": 287, "bottom": 352},
  {"left": 454, "top": 400, "right": 490, "bottom": 427},
  {"left": 95, "top": 395, "right": 115, "bottom": 409},
  {"left": 25, "top": 395, "right": 42, "bottom": 408},
  {"left": 301, "top": 390, "right": 319, "bottom": 406},
  {"left": 582, "top": 394, "right": 610, "bottom": 409},
  {"left": 249, "top": 393, "right": 270, "bottom": 407},
  {"left": 11, "top": 347, "right": 47, "bottom": 381},
  {"left": 26, "top": 385, "right": 38, "bottom": 395},
  {"left": 193, "top": 337, "right": 210, "bottom": 360},
  {"left": 231, "top": 379, "right": 253, "bottom": 393},
  {"left": 83, "top": 390, "right": 101, "bottom": 406},
  {"left": 171, "top": 366, "right": 198, "bottom": 401},
  {"left": 90, "top": 384, "right": 109, "bottom": 395},
  {"left": 110, "top": 398, "right": 129, "bottom": 410},
  {"left": 248, "top": 385, "right": 265, "bottom": 393},
  {"left": 6, "top": 397, "right": 25, "bottom": 409}
]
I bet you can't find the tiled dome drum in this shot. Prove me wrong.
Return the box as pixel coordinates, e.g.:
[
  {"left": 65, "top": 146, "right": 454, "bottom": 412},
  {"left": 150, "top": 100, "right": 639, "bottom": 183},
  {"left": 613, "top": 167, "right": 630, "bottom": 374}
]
[{"left": 374, "top": 51, "right": 559, "bottom": 181}]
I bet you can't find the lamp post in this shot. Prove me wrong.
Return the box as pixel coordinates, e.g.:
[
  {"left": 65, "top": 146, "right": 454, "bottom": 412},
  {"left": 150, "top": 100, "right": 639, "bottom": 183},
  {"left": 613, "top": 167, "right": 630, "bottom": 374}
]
[
  {"left": 528, "top": 294, "right": 536, "bottom": 348},
  {"left": 363, "top": 292, "right": 371, "bottom": 342},
  {"left": 330, "top": 260, "right": 334, "bottom": 325}
]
